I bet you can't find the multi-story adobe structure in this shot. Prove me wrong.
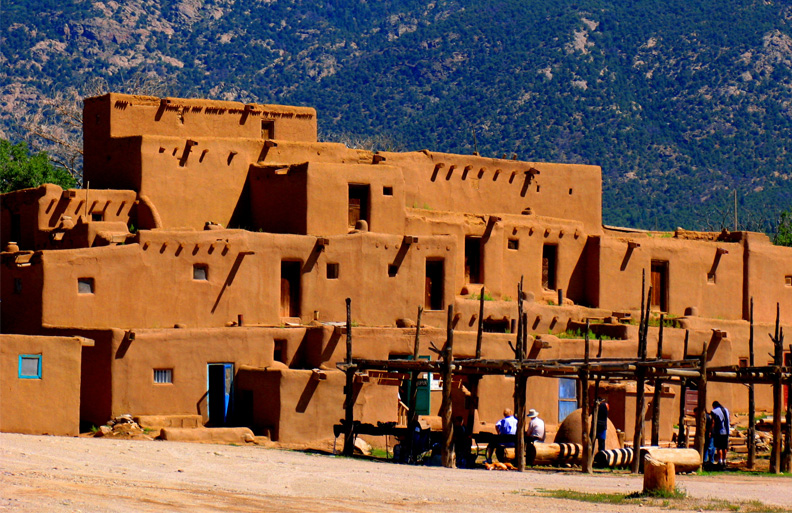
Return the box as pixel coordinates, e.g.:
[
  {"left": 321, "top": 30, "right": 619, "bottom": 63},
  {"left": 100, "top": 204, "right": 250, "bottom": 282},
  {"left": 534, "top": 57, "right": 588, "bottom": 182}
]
[{"left": 2, "top": 93, "right": 791, "bottom": 445}]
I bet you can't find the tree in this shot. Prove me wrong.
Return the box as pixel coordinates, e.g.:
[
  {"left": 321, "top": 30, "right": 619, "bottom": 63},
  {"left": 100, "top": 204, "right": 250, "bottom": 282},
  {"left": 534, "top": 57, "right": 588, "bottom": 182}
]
[
  {"left": 0, "top": 139, "right": 75, "bottom": 194},
  {"left": 774, "top": 209, "right": 792, "bottom": 247}
]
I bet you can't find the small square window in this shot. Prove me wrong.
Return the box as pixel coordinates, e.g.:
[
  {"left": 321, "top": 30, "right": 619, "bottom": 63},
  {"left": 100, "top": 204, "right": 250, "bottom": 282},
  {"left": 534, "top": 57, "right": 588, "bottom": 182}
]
[
  {"left": 78, "top": 278, "right": 95, "bottom": 294},
  {"left": 388, "top": 264, "right": 398, "bottom": 277},
  {"left": 568, "top": 188, "right": 573, "bottom": 195},
  {"left": 91, "top": 212, "right": 104, "bottom": 222},
  {"left": 261, "top": 120, "right": 275, "bottom": 139},
  {"left": 738, "top": 358, "right": 748, "bottom": 367},
  {"left": 193, "top": 265, "right": 208, "bottom": 281},
  {"left": 154, "top": 369, "right": 173, "bottom": 384},
  {"left": 507, "top": 239, "right": 519, "bottom": 250},
  {"left": 707, "top": 272, "right": 716, "bottom": 284},
  {"left": 383, "top": 186, "right": 393, "bottom": 196},
  {"left": 274, "top": 339, "right": 287, "bottom": 363},
  {"left": 19, "top": 355, "right": 42, "bottom": 379},
  {"left": 14, "top": 278, "right": 22, "bottom": 294},
  {"left": 786, "top": 276, "right": 792, "bottom": 287},
  {"left": 536, "top": 185, "right": 541, "bottom": 192},
  {"left": 327, "top": 263, "right": 339, "bottom": 279}
]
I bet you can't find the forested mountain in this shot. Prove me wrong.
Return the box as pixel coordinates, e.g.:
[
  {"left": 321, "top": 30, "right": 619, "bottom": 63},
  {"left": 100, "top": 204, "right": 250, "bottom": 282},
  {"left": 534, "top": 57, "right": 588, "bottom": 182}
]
[{"left": 2, "top": 0, "right": 792, "bottom": 231}]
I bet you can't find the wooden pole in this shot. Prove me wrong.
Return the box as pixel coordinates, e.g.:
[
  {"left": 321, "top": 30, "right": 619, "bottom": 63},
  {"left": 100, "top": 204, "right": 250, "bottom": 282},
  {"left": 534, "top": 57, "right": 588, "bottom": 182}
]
[
  {"left": 587, "top": 337, "right": 604, "bottom": 469},
  {"left": 631, "top": 286, "right": 651, "bottom": 473},
  {"left": 693, "top": 342, "right": 708, "bottom": 463},
  {"left": 770, "top": 303, "right": 782, "bottom": 474},
  {"left": 582, "top": 320, "right": 592, "bottom": 473},
  {"left": 465, "top": 289, "right": 486, "bottom": 443},
  {"left": 747, "top": 297, "right": 756, "bottom": 469},
  {"left": 677, "top": 330, "right": 689, "bottom": 448},
  {"left": 440, "top": 304, "right": 455, "bottom": 468},
  {"left": 651, "top": 314, "right": 665, "bottom": 447},
  {"left": 515, "top": 310, "right": 528, "bottom": 471},
  {"left": 342, "top": 297, "right": 355, "bottom": 456},
  {"left": 784, "top": 340, "right": 792, "bottom": 473},
  {"left": 406, "top": 305, "right": 423, "bottom": 463}
]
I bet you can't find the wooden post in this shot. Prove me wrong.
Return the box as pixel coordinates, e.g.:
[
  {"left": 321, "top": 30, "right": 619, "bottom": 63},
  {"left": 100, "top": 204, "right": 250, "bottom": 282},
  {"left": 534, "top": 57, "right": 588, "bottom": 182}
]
[
  {"left": 465, "top": 289, "right": 485, "bottom": 443},
  {"left": 342, "top": 297, "right": 356, "bottom": 456},
  {"left": 784, "top": 341, "right": 792, "bottom": 473},
  {"left": 677, "top": 330, "right": 689, "bottom": 448},
  {"left": 406, "top": 305, "right": 423, "bottom": 463},
  {"left": 631, "top": 287, "right": 650, "bottom": 473},
  {"left": 587, "top": 337, "right": 604, "bottom": 469},
  {"left": 693, "top": 341, "right": 708, "bottom": 462},
  {"left": 643, "top": 455, "right": 676, "bottom": 495},
  {"left": 440, "top": 304, "right": 455, "bottom": 468},
  {"left": 515, "top": 309, "right": 528, "bottom": 471},
  {"left": 747, "top": 297, "right": 756, "bottom": 469},
  {"left": 651, "top": 314, "right": 664, "bottom": 447},
  {"left": 582, "top": 320, "right": 592, "bottom": 473},
  {"left": 770, "top": 303, "right": 782, "bottom": 474}
]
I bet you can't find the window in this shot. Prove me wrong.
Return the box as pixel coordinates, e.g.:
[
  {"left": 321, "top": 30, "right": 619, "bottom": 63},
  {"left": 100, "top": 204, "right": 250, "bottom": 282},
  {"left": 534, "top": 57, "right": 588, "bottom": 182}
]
[
  {"left": 193, "top": 265, "right": 208, "bottom": 281},
  {"left": 78, "top": 278, "right": 95, "bottom": 294},
  {"left": 274, "top": 339, "right": 287, "bottom": 363},
  {"left": 707, "top": 272, "right": 716, "bottom": 284},
  {"left": 383, "top": 186, "right": 393, "bottom": 196},
  {"left": 558, "top": 378, "right": 577, "bottom": 422},
  {"left": 261, "top": 120, "right": 275, "bottom": 139},
  {"left": 508, "top": 239, "right": 519, "bottom": 250},
  {"left": 388, "top": 264, "right": 398, "bottom": 277},
  {"left": 19, "top": 355, "right": 42, "bottom": 379},
  {"left": 91, "top": 212, "right": 104, "bottom": 222},
  {"left": 154, "top": 369, "right": 173, "bottom": 384},
  {"left": 568, "top": 188, "right": 573, "bottom": 195},
  {"left": 327, "top": 263, "right": 339, "bottom": 279},
  {"left": 425, "top": 259, "right": 445, "bottom": 310},
  {"left": 738, "top": 358, "right": 748, "bottom": 367},
  {"left": 465, "top": 236, "right": 483, "bottom": 284},
  {"left": 786, "top": 276, "right": 792, "bottom": 287},
  {"left": 14, "top": 278, "right": 22, "bottom": 294}
]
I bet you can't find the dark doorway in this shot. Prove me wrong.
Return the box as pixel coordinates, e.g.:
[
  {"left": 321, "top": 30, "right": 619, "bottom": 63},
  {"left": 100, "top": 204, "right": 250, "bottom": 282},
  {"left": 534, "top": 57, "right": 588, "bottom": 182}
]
[
  {"left": 280, "top": 261, "right": 301, "bottom": 317},
  {"left": 650, "top": 260, "right": 669, "bottom": 312},
  {"left": 348, "top": 184, "right": 370, "bottom": 228},
  {"left": 465, "top": 236, "right": 483, "bottom": 284},
  {"left": 207, "top": 363, "right": 233, "bottom": 426},
  {"left": 542, "top": 245, "right": 557, "bottom": 290},
  {"left": 425, "top": 259, "right": 444, "bottom": 311}
]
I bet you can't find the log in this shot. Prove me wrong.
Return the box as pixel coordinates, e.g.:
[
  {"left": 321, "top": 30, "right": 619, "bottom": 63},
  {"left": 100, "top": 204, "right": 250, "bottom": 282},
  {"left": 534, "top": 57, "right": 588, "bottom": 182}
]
[
  {"left": 642, "top": 447, "right": 701, "bottom": 473},
  {"left": 524, "top": 443, "right": 582, "bottom": 465},
  {"left": 342, "top": 298, "right": 355, "bottom": 456},
  {"left": 643, "top": 455, "right": 676, "bottom": 495},
  {"left": 440, "top": 304, "right": 455, "bottom": 468},
  {"left": 594, "top": 448, "right": 634, "bottom": 468},
  {"left": 748, "top": 298, "right": 756, "bottom": 468}
]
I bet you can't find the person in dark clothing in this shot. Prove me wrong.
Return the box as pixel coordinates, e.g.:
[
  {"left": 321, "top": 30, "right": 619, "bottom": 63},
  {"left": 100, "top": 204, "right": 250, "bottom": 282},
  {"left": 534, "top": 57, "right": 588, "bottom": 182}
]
[
  {"left": 452, "top": 416, "right": 472, "bottom": 468},
  {"left": 595, "top": 398, "right": 609, "bottom": 453}
]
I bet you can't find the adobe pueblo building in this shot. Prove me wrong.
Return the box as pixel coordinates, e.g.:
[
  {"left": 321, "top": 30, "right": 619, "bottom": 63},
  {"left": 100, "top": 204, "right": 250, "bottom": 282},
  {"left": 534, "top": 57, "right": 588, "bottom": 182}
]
[{"left": 2, "top": 93, "right": 791, "bottom": 447}]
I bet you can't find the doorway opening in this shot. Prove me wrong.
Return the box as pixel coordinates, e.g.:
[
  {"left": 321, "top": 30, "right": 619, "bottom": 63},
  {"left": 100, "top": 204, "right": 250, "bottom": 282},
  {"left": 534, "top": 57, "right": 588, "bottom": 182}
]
[
  {"left": 348, "top": 184, "right": 370, "bottom": 229},
  {"left": 280, "top": 261, "right": 301, "bottom": 317},
  {"left": 650, "top": 260, "right": 669, "bottom": 312},
  {"left": 465, "top": 236, "right": 483, "bottom": 284},
  {"left": 207, "top": 363, "right": 233, "bottom": 426},
  {"left": 425, "top": 259, "right": 444, "bottom": 311},
  {"left": 542, "top": 244, "right": 557, "bottom": 290}
]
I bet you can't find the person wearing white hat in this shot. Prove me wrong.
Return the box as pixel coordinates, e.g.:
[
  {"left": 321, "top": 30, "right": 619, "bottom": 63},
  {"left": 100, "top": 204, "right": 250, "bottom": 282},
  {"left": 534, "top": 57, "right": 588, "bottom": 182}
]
[{"left": 526, "top": 409, "right": 545, "bottom": 444}]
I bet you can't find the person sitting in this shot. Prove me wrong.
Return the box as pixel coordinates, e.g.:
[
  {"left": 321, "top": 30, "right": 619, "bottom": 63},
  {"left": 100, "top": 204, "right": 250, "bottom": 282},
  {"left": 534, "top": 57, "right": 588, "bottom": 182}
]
[
  {"left": 526, "top": 409, "right": 545, "bottom": 444},
  {"left": 485, "top": 409, "right": 517, "bottom": 464}
]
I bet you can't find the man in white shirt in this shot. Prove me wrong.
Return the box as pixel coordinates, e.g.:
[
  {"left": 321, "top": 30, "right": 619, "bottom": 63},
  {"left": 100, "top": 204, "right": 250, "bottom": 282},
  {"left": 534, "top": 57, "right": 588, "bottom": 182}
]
[{"left": 526, "top": 409, "right": 545, "bottom": 443}]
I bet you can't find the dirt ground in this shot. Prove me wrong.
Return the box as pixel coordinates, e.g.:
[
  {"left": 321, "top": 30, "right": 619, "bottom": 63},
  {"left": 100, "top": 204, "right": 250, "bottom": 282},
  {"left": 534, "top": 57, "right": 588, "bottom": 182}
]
[{"left": 1, "top": 433, "right": 790, "bottom": 513}]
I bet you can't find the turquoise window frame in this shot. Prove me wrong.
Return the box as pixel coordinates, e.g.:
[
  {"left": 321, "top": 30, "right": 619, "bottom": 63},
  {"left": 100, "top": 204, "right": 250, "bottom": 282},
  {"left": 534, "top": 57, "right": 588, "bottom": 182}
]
[{"left": 19, "top": 354, "right": 42, "bottom": 379}]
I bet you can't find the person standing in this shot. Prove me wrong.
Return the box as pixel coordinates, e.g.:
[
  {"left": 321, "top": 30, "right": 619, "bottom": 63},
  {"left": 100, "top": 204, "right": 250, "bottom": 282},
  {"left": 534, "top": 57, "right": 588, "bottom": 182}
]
[
  {"left": 711, "top": 400, "right": 730, "bottom": 468},
  {"left": 595, "top": 398, "right": 609, "bottom": 453}
]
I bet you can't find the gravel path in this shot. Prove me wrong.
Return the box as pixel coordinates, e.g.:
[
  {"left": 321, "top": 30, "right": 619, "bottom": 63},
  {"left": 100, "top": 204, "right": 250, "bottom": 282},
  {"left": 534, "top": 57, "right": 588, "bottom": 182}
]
[{"left": 1, "top": 433, "right": 790, "bottom": 512}]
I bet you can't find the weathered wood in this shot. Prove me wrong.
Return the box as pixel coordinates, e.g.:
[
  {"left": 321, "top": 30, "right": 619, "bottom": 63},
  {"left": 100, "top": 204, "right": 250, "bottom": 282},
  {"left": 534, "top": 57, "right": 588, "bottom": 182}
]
[
  {"left": 582, "top": 320, "right": 592, "bottom": 474},
  {"left": 530, "top": 443, "right": 582, "bottom": 465},
  {"left": 784, "top": 341, "right": 792, "bottom": 473},
  {"left": 514, "top": 280, "right": 527, "bottom": 471},
  {"left": 747, "top": 297, "right": 756, "bottom": 469},
  {"left": 466, "top": 289, "right": 484, "bottom": 447},
  {"left": 342, "top": 297, "right": 355, "bottom": 456},
  {"left": 693, "top": 342, "right": 708, "bottom": 462},
  {"left": 440, "top": 304, "right": 455, "bottom": 468},
  {"left": 677, "top": 330, "right": 689, "bottom": 448},
  {"left": 631, "top": 286, "right": 651, "bottom": 473},
  {"left": 770, "top": 303, "right": 782, "bottom": 474},
  {"left": 651, "top": 314, "right": 665, "bottom": 447},
  {"left": 643, "top": 447, "right": 701, "bottom": 473},
  {"left": 643, "top": 455, "right": 676, "bottom": 495},
  {"left": 406, "top": 305, "right": 423, "bottom": 463}
]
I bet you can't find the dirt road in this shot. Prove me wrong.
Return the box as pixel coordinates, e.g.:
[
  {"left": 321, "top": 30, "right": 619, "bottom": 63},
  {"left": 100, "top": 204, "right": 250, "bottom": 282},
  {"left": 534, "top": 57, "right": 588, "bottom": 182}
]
[{"left": 1, "top": 433, "right": 790, "bottom": 512}]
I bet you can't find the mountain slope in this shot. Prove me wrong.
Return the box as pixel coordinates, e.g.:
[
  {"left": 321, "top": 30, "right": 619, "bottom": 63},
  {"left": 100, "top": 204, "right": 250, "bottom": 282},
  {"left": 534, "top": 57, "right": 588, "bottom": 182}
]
[{"left": 2, "top": 0, "right": 791, "bottom": 231}]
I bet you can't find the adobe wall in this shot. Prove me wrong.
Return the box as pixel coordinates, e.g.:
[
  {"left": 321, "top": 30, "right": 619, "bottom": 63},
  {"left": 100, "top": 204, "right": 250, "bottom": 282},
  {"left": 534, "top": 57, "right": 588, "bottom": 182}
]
[
  {"left": 744, "top": 234, "right": 792, "bottom": 324},
  {"left": 594, "top": 233, "right": 745, "bottom": 319},
  {"left": 236, "top": 367, "right": 396, "bottom": 443},
  {"left": 1, "top": 251, "right": 43, "bottom": 335},
  {"left": 0, "top": 334, "right": 88, "bottom": 436},
  {"left": 405, "top": 210, "right": 589, "bottom": 303},
  {"left": 250, "top": 162, "right": 407, "bottom": 236},
  {"left": 16, "top": 230, "right": 455, "bottom": 330},
  {"left": 379, "top": 151, "right": 603, "bottom": 233}
]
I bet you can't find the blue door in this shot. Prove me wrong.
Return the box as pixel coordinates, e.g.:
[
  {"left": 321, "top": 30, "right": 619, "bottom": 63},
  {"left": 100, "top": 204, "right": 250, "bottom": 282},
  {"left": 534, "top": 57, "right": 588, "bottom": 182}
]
[{"left": 207, "top": 363, "right": 233, "bottom": 426}]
